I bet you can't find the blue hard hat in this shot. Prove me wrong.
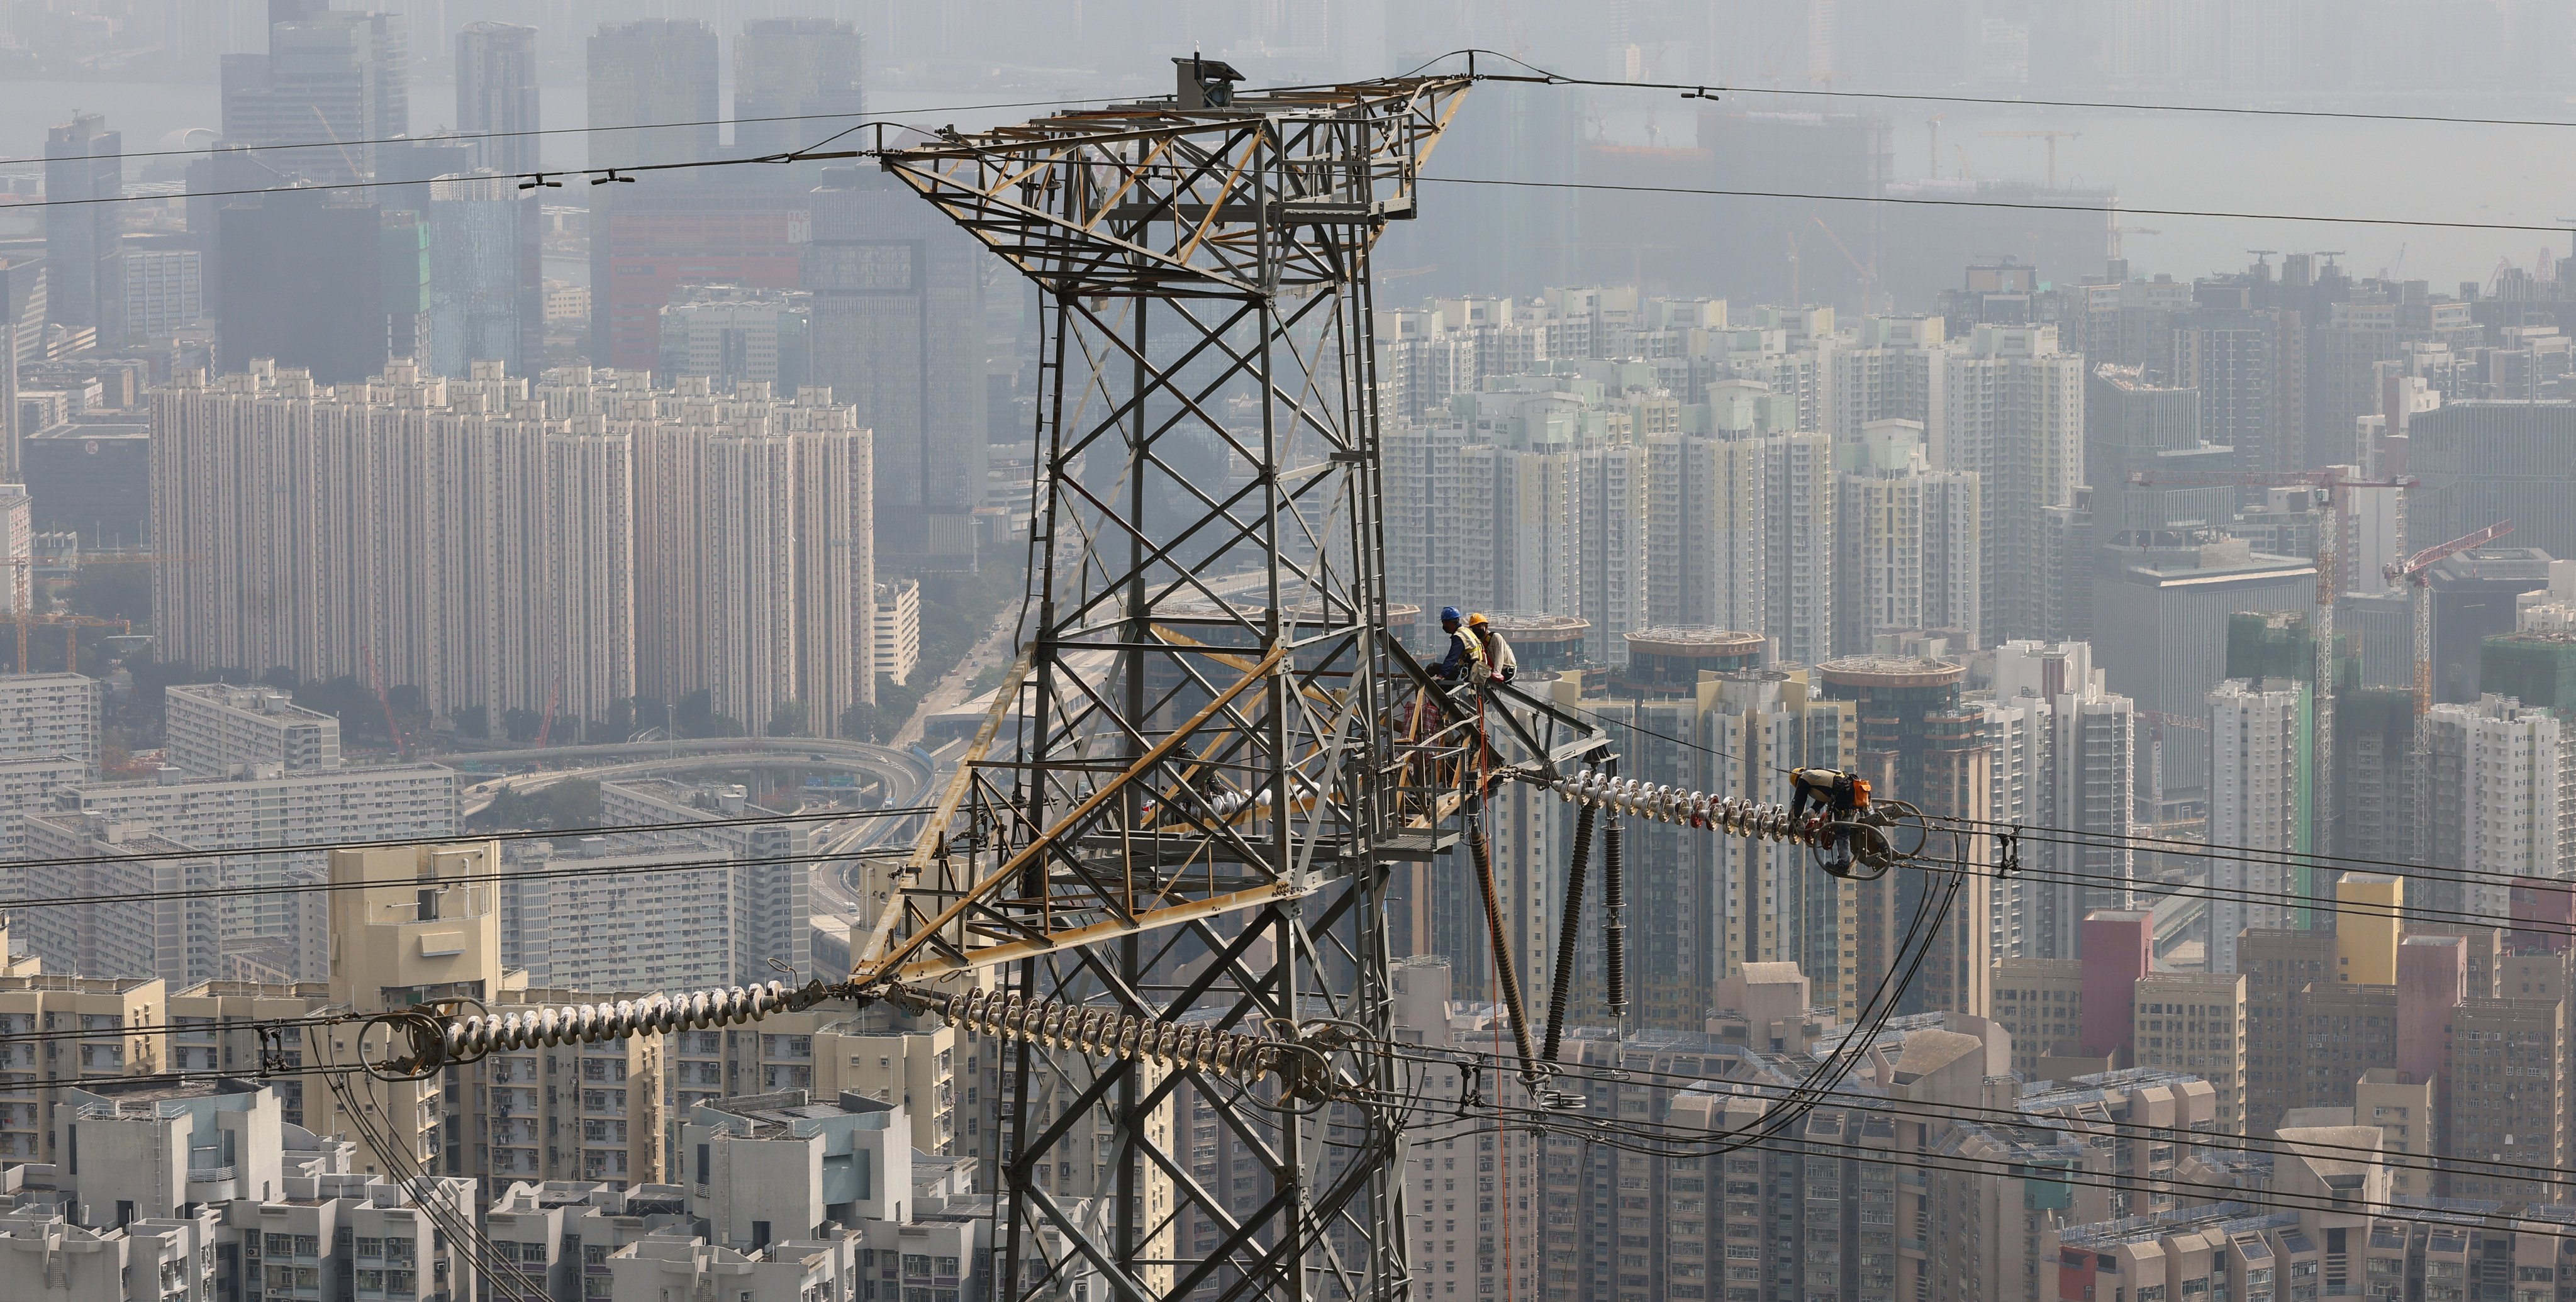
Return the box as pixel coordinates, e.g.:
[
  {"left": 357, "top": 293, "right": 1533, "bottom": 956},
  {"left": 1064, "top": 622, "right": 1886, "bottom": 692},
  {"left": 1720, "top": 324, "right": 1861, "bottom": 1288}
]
[{"left": 1440, "top": 606, "right": 1463, "bottom": 623}]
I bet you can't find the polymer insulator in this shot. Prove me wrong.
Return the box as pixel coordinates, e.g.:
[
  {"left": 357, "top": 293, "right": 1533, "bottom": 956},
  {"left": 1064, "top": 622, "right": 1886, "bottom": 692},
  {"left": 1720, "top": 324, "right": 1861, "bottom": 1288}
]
[
  {"left": 894, "top": 986, "right": 1281, "bottom": 1083},
  {"left": 439, "top": 979, "right": 830, "bottom": 1062},
  {"left": 1547, "top": 769, "right": 1832, "bottom": 849}
]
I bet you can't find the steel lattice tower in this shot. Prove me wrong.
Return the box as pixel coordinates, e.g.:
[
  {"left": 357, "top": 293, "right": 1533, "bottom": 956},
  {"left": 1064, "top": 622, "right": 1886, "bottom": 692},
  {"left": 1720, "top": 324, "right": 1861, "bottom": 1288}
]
[{"left": 853, "top": 70, "right": 1471, "bottom": 1302}]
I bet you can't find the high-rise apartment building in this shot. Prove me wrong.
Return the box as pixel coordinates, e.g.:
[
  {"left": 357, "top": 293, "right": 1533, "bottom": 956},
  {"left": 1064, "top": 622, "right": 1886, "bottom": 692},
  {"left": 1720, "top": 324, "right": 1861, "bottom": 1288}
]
[
  {"left": 1462, "top": 435, "right": 1580, "bottom": 620},
  {"left": 2205, "top": 679, "right": 2307, "bottom": 975},
  {"left": 1575, "top": 438, "right": 1649, "bottom": 665},
  {"left": 455, "top": 21, "right": 539, "bottom": 176},
  {"left": 1822, "top": 314, "right": 1945, "bottom": 440},
  {"left": 1817, "top": 655, "right": 1992, "bottom": 1017},
  {"left": 153, "top": 360, "right": 637, "bottom": 732},
  {"left": 220, "top": 5, "right": 408, "bottom": 185},
  {"left": 734, "top": 19, "right": 866, "bottom": 161},
  {"left": 157, "top": 364, "right": 873, "bottom": 739},
  {"left": 0, "top": 672, "right": 99, "bottom": 773},
  {"left": 2422, "top": 694, "right": 2565, "bottom": 924},
  {"left": 630, "top": 379, "right": 876, "bottom": 737},
  {"left": 1642, "top": 407, "right": 1833, "bottom": 662},
  {"left": 1702, "top": 669, "right": 1862, "bottom": 1016},
  {"left": 163, "top": 682, "right": 340, "bottom": 776},
  {"left": 40, "top": 761, "right": 457, "bottom": 982},
  {"left": 586, "top": 20, "right": 720, "bottom": 172},
  {"left": 596, "top": 779, "right": 813, "bottom": 985},
  {"left": 1936, "top": 324, "right": 2084, "bottom": 645},
  {"left": 2131, "top": 971, "right": 2250, "bottom": 1133},
  {"left": 42, "top": 114, "right": 123, "bottom": 348},
  {"left": 1992, "top": 641, "right": 2138, "bottom": 960},
  {"left": 1831, "top": 418, "right": 1978, "bottom": 653},
  {"left": 13, "top": 816, "right": 220, "bottom": 989},
  {"left": 805, "top": 169, "right": 988, "bottom": 565}
]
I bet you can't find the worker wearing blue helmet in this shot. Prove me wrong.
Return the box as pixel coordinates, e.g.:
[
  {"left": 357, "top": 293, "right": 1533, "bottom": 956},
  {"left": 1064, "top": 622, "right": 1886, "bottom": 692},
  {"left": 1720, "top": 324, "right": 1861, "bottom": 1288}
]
[{"left": 1428, "top": 606, "right": 1486, "bottom": 684}]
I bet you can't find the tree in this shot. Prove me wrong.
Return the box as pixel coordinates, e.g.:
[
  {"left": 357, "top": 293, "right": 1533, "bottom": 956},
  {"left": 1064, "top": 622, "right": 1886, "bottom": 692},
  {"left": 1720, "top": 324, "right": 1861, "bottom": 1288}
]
[
  {"left": 676, "top": 690, "right": 744, "bottom": 739},
  {"left": 544, "top": 778, "right": 601, "bottom": 830},
  {"left": 767, "top": 699, "right": 811, "bottom": 737},
  {"left": 502, "top": 708, "right": 542, "bottom": 742}
]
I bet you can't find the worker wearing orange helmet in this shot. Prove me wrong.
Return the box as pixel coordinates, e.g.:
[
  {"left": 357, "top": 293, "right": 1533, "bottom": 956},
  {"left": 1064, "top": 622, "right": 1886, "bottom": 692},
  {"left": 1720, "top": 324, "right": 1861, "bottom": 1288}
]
[{"left": 1467, "top": 613, "right": 1516, "bottom": 685}]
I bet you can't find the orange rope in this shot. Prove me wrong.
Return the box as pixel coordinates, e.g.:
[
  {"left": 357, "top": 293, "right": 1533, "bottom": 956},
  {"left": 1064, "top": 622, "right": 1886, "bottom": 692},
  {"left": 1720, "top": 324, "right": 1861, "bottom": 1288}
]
[{"left": 1475, "top": 683, "right": 1520, "bottom": 1302}]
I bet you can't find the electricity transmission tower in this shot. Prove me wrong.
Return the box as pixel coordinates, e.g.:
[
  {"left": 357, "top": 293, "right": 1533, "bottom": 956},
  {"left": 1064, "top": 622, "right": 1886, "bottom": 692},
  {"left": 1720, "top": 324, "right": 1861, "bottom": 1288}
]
[{"left": 854, "top": 66, "right": 1473, "bottom": 1302}]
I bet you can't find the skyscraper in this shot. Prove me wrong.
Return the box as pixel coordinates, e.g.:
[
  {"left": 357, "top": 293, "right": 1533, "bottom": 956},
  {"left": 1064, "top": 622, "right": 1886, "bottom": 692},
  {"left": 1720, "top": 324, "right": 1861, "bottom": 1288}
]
[
  {"left": 1831, "top": 418, "right": 1978, "bottom": 653},
  {"left": 733, "top": 18, "right": 865, "bottom": 161},
  {"left": 455, "top": 21, "right": 539, "bottom": 177},
  {"left": 2422, "top": 694, "right": 2565, "bottom": 925},
  {"left": 1992, "top": 640, "right": 2138, "bottom": 961},
  {"left": 42, "top": 114, "right": 123, "bottom": 348},
  {"left": 1816, "top": 654, "right": 1992, "bottom": 1016},
  {"left": 587, "top": 19, "right": 720, "bottom": 172},
  {"left": 424, "top": 175, "right": 538, "bottom": 377},
  {"left": 2205, "top": 678, "right": 2307, "bottom": 974},
  {"left": 1938, "top": 323, "right": 2084, "bottom": 645},
  {"left": 220, "top": 5, "right": 409, "bottom": 185}
]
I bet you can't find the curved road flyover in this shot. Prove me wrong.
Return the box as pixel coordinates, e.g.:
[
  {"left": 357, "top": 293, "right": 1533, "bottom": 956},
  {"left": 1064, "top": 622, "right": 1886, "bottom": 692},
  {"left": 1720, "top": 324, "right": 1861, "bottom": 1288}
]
[{"left": 449, "top": 737, "right": 934, "bottom": 819}]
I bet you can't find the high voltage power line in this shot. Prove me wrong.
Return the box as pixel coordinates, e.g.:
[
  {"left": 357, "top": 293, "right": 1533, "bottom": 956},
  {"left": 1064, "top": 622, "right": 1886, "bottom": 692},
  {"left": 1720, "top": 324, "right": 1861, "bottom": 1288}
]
[
  {"left": 1428, "top": 47, "right": 2576, "bottom": 131},
  {"left": 1427, "top": 175, "right": 2576, "bottom": 235},
  {"left": 1551, "top": 695, "right": 2562, "bottom": 896},
  {"left": 0, "top": 835, "right": 916, "bottom": 911},
  {"left": 1392, "top": 1038, "right": 2576, "bottom": 1191},
  {"left": 0, "top": 69, "right": 2564, "bottom": 241},
  {"left": 0, "top": 93, "right": 1113, "bottom": 170},
  {"left": 0, "top": 798, "right": 927, "bottom": 876},
  {"left": 1399, "top": 1098, "right": 2576, "bottom": 1245}
]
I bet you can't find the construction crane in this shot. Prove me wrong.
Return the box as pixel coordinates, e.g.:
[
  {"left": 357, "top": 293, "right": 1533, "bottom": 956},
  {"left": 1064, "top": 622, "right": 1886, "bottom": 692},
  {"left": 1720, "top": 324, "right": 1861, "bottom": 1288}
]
[
  {"left": 1981, "top": 129, "right": 2082, "bottom": 189},
  {"left": 2386, "top": 519, "right": 2516, "bottom": 718},
  {"left": 2, "top": 613, "right": 130, "bottom": 676},
  {"left": 0, "top": 552, "right": 191, "bottom": 670}
]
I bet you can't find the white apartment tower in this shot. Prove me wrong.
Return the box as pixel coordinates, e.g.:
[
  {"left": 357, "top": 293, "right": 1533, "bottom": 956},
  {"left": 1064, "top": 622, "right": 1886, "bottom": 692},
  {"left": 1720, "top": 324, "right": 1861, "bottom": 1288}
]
[
  {"left": 1381, "top": 419, "right": 1473, "bottom": 643},
  {"left": 0, "top": 672, "right": 98, "bottom": 773},
  {"left": 1832, "top": 419, "right": 1978, "bottom": 654},
  {"left": 1576, "top": 440, "right": 1648, "bottom": 665},
  {"left": 2205, "top": 678, "right": 2306, "bottom": 974},
  {"left": 1993, "top": 641, "right": 2138, "bottom": 960},
  {"left": 631, "top": 380, "right": 875, "bottom": 737},
  {"left": 1936, "top": 325, "right": 2085, "bottom": 645},
  {"left": 2424, "top": 695, "right": 2565, "bottom": 923},
  {"left": 1822, "top": 314, "right": 1946, "bottom": 440},
  {"left": 1461, "top": 437, "right": 1581, "bottom": 625},
  {"left": 152, "top": 360, "right": 636, "bottom": 735},
  {"left": 155, "top": 362, "right": 874, "bottom": 739},
  {"left": 1645, "top": 385, "right": 1834, "bottom": 663}
]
